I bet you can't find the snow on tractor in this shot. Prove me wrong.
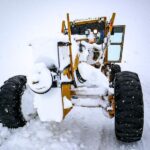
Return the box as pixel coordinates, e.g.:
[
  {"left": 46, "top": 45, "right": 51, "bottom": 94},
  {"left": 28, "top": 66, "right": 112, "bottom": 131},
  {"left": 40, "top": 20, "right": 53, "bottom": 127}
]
[{"left": 0, "top": 13, "right": 144, "bottom": 142}]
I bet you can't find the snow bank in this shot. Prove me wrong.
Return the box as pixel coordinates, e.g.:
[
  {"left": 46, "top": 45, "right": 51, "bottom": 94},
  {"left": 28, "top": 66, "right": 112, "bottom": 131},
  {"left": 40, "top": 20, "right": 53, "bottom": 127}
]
[
  {"left": 29, "top": 35, "right": 68, "bottom": 68},
  {"left": 21, "top": 86, "right": 37, "bottom": 121},
  {"left": 0, "top": 118, "right": 82, "bottom": 150},
  {"left": 78, "top": 62, "right": 109, "bottom": 94},
  {"left": 34, "top": 88, "right": 63, "bottom": 122},
  {"left": 63, "top": 96, "right": 73, "bottom": 109}
]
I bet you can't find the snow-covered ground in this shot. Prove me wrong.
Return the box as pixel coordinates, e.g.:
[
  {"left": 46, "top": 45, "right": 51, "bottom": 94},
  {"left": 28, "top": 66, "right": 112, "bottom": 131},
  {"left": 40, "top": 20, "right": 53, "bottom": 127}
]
[{"left": 0, "top": 0, "right": 150, "bottom": 149}]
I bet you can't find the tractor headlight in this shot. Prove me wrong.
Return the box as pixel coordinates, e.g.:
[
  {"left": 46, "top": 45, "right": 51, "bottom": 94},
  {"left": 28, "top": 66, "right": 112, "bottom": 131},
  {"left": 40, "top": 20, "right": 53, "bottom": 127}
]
[{"left": 93, "top": 29, "right": 98, "bottom": 35}]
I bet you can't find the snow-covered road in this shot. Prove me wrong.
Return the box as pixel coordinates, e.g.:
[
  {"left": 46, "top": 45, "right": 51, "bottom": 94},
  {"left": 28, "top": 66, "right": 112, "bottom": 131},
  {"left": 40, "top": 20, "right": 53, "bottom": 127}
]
[
  {"left": 0, "top": 67, "right": 150, "bottom": 150},
  {"left": 0, "top": 83, "right": 149, "bottom": 150}
]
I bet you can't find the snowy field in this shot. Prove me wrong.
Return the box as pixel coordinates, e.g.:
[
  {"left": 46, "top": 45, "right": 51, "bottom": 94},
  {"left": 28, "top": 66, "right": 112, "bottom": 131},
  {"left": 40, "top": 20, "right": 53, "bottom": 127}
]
[{"left": 0, "top": 0, "right": 150, "bottom": 149}]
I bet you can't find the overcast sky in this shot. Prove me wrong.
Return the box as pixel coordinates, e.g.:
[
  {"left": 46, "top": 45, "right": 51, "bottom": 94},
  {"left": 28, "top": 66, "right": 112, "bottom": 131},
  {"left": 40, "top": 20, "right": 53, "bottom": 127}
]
[{"left": 0, "top": 0, "right": 150, "bottom": 83}]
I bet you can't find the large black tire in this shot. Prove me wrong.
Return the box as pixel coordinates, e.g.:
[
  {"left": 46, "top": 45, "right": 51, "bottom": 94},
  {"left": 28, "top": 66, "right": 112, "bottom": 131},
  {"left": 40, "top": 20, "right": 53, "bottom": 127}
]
[
  {"left": 114, "top": 71, "right": 144, "bottom": 142},
  {"left": 0, "top": 75, "right": 27, "bottom": 128},
  {"left": 110, "top": 64, "right": 121, "bottom": 82}
]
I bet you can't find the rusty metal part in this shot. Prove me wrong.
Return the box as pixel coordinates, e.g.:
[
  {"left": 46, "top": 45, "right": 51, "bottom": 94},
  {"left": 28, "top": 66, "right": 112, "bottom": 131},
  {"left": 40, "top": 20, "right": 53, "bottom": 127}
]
[{"left": 108, "top": 95, "right": 115, "bottom": 117}]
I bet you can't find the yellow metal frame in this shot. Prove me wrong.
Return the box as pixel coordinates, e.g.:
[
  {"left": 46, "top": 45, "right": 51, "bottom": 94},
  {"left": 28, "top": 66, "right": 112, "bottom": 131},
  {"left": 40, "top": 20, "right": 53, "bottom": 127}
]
[
  {"left": 72, "top": 17, "right": 106, "bottom": 26},
  {"left": 61, "top": 20, "right": 66, "bottom": 33},
  {"left": 104, "top": 13, "right": 116, "bottom": 64},
  {"left": 61, "top": 83, "right": 72, "bottom": 118},
  {"left": 67, "top": 13, "right": 75, "bottom": 81},
  {"left": 61, "top": 13, "right": 119, "bottom": 118}
]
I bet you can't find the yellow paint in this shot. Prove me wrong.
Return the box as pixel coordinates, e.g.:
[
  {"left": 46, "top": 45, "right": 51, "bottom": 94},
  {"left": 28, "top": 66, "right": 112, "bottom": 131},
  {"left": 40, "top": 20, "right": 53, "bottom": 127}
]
[
  {"left": 61, "top": 20, "right": 66, "bottom": 33},
  {"left": 67, "top": 13, "right": 75, "bottom": 81},
  {"left": 63, "top": 67, "right": 71, "bottom": 79},
  {"left": 61, "top": 83, "right": 73, "bottom": 118},
  {"left": 74, "top": 54, "right": 79, "bottom": 71},
  {"left": 73, "top": 17, "right": 106, "bottom": 26},
  {"left": 104, "top": 13, "right": 116, "bottom": 63}
]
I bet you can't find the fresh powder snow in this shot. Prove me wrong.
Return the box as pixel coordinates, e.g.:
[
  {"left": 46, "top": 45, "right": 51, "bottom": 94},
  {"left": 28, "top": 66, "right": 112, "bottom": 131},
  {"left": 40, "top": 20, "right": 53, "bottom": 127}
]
[{"left": 0, "top": 0, "right": 150, "bottom": 150}]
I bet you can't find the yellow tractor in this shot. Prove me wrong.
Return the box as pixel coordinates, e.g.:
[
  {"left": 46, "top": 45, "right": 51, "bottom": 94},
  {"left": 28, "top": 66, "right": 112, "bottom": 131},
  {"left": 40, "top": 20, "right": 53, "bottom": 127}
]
[{"left": 0, "top": 13, "right": 144, "bottom": 143}]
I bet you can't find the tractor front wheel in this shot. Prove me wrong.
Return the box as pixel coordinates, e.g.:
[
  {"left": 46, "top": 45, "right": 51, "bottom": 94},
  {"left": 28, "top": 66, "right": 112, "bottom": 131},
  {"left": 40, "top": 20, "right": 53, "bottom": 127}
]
[
  {"left": 114, "top": 71, "right": 144, "bottom": 142},
  {"left": 0, "top": 75, "right": 27, "bottom": 128}
]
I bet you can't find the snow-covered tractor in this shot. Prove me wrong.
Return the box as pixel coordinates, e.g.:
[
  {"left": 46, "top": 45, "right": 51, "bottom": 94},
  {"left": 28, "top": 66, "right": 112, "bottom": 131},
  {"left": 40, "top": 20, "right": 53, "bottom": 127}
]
[{"left": 0, "top": 13, "right": 144, "bottom": 143}]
